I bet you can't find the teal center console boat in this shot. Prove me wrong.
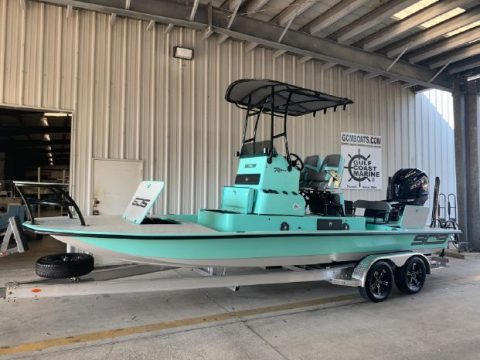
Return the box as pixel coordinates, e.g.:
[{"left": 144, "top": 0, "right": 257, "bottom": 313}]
[
  {"left": 5, "top": 79, "right": 462, "bottom": 303},
  {"left": 15, "top": 79, "right": 459, "bottom": 270}
]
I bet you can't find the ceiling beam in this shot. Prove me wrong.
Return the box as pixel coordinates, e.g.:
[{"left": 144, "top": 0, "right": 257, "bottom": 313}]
[
  {"left": 273, "top": 49, "right": 287, "bottom": 58},
  {"left": 33, "top": 0, "right": 453, "bottom": 90},
  {"left": 109, "top": 13, "right": 116, "bottom": 25},
  {"left": 16, "top": 115, "right": 33, "bottom": 150},
  {"left": 66, "top": 4, "right": 73, "bottom": 17},
  {"left": 334, "top": 0, "right": 418, "bottom": 44},
  {"left": 5, "top": 139, "right": 70, "bottom": 146},
  {"left": 430, "top": 42, "right": 480, "bottom": 69},
  {"left": 402, "top": 83, "right": 416, "bottom": 89},
  {"left": 218, "top": 0, "right": 242, "bottom": 44},
  {"left": 344, "top": 67, "right": 359, "bottom": 75},
  {"left": 385, "top": 78, "right": 399, "bottom": 84},
  {"left": 449, "top": 59, "right": 480, "bottom": 75},
  {"left": 387, "top": 7, "right": 480, "bottom": 58},
  {"left": 245, "top": 42, "right": 258, "bottom": 52},
  {"left": 364, "top": 73, "right": 380, "bottom": 80},
  {"left": 226, "top": 0, "right": 242, "bottom": 28},
  {"left": 164, "top": 23, "right": 174, "bottom": 33},
  {"left": 274, "top": 0, "right": 314, "bottom": 27},
  {"left": 298, "top": 56, "right": 312, "bottom": 64},
  {"left": 243, "top": 0, "right": 270, "bottom": 15},
  {"left": 189, "top": 0, "right": 200, "bottom": 21},
  {"left": 146, "top": 19, "right": 155, "bottom": 30},
  {"left": 0, "top": 126, "right": 71, "bottom": 136},
  {"left": 429, "top": 61, "right": 451, "bottom": 82},
  {"left": 202, "top": 27, "right": 213, "bottom": 39},
  {"left": 322, "top": 62, "right": 337, "bottom": 70},
  {"left": 362, "top": 0, "right": 474, "bottom": 52},
  {"left": 33, "top": 149, "right": 71, "bottom": 154},
  {"left": 409, "top": 27, "right": 480, "bottom": 64},
  {"left": 277, "top": 14, "right": 295, "bottom": 43},
  {"left": 306, "top": 0, "right": 368, "bottom": 36}
]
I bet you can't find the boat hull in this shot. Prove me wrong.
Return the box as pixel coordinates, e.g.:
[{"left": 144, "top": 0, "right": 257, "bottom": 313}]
[
  {"left": 22, "top": 215, "right": 459, "bottom": 268},
  {"left": 52, "top": 231, "right": 451, "bottom": 267}
]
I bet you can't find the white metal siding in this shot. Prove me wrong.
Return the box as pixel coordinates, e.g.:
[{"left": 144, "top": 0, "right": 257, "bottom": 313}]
[{"left": 0, "top": 1, "right": 456, "bottom": 214}]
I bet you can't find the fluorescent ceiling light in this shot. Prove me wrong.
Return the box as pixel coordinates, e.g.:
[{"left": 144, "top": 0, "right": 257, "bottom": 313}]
[
  {"left": 41, "top": 117, "right": 49, "bottom": 126},
  {"left": 47, "top": 152, "right": 53, "bottom": 158},
  {"left": 44, "top": 134, "right": 51, "bottom": 141},
  {"left": 445, "top": 20, "right": 480, "bottom": 37},
  {"left": 47, "top": 146, "right": 52, "bottom": 151},
  {"left": 420, "top": 8, "right": 465, "bottom": 29},
  {"left": 43, "top": 112, "right": 71, "bottom": 117},
  {"left": 392, "top": 0, "right": 438, "bottom": 20},
  {"left": 467, "top": 74, "right": 480, "bottom": 81}
]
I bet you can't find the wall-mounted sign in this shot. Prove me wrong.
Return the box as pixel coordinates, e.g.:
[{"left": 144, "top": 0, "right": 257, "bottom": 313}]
[
  {"left": 341, "top": 132, "right": 382, "bottom": 190},
  {"left": 340, "top": 132, "right": 382, "bottom": 147}
]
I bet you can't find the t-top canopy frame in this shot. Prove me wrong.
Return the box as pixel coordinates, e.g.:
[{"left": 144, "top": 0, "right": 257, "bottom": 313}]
[
  {"left": 225, "top": 79, "right": 353, "bottom": 167},
  {"left": 225, "top": 79, "right": 353, "bottom": 117}
]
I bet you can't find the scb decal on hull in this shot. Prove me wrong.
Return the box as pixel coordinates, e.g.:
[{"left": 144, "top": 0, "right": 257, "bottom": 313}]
[
  {"left": 132, "top": 197, "right": 150, "bottom": 208},
  {"left": 412, "top": 234, "right": 448, "bottom": 246}
]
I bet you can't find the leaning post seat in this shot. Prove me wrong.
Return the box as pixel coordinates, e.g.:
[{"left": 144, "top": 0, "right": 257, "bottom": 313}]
[
  {"left": 300, "top": 155, "right": 323, "bottom": 188},
  {"left": 353, "top": 200, "right": 392, "bottom": 224},
  {"left": 300, "top": 154, "right": 345, "bottom": 216},
  {"left": 320, "top": 154, "right": 344, "bottom": 190},
  {"left": 300, "top": 154, "right": 344, "bottom": 191}
]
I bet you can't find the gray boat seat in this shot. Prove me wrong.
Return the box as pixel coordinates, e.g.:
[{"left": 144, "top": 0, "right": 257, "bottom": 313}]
[
  {"left": 353, "top": 200, "right": 392, "bottom": 223},
  {"left": 300, "top": 155, "right": 323, "bottom": 188},
  {"left": 300, "top": 154, "right": 343, "bottom": 190}
]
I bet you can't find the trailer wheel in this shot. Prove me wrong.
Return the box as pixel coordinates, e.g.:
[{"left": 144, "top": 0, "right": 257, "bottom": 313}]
[
  {"left": 35, "top": 253, "right": 94, "bottom": 279},
  {"left": 394, "top": 256, "right": 427, "bottom": 294},
  {"left": 358, "top": 261, "right": 394, "bottom": 303}
]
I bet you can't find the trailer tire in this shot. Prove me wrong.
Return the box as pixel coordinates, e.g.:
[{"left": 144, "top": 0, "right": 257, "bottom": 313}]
[
  {"left": 394, "top": 256, "right": 427, "bottom": 294},
  {"left": 358, "top": 260, "right": 394, "bottom": 303},
  {"left": 35, "top": 253, "right": 94, "bottom": 279}
]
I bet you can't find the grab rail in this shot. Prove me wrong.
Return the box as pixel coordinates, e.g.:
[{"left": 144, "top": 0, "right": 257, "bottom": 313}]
[{"left": 12, "top": 181, "right": 86, "bottom": 226}]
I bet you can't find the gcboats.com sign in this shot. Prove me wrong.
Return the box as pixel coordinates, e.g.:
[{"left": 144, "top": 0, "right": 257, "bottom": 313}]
[{"left": 340, "top": 132, "right": 382, "bottom": 190}]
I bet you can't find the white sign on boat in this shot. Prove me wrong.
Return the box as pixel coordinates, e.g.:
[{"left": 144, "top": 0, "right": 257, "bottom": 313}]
[{"left": 122, "top": 181, "right": 165, "bottom": 224}]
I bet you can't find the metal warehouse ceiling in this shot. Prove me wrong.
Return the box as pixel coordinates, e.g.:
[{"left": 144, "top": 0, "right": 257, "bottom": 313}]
[{"left": 36, "top": 0, "right": 480, "bottom": 90}]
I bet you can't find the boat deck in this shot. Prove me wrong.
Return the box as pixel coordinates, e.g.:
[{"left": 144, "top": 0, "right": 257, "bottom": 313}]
[{"left": 28, "top": 216, "right": 217, "bottom": 236}]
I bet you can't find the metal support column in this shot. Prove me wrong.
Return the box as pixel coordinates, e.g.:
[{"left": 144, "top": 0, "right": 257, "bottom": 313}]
[{"left": 453, "top": 79, "right": 480, "bottom": 251}]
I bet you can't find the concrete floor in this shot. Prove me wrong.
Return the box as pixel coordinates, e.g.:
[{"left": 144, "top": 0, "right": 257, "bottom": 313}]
[{"left": 1, "top": 237, "right": 480, "bottom": 360}]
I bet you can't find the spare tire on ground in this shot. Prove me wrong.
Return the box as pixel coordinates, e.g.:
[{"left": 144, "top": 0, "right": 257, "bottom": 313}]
[{"left": 35, "top": 253, "right": 94, "bottom": 279}]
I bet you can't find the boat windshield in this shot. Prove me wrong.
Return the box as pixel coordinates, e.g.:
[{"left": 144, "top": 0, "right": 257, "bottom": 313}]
[{"left": 240, "top": 140, "right": 277, "bottom": 157}]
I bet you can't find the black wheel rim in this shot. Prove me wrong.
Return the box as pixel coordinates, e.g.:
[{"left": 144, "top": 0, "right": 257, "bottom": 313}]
[
  {"left": 369, "top": 268, "right": 391, "bottom": 299},
  {"left": 406, "top": 260, "right": 424, "bottom": 291}
]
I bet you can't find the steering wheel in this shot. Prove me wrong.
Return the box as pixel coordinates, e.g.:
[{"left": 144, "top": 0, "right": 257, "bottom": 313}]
[{"left": 288, "top": 153, "right": 304, "bottom": 172}]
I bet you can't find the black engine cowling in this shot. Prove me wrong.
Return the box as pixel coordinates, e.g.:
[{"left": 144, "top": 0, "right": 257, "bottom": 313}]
[{"left": 387, "top": 168, "right": 429, "bottom": 206}]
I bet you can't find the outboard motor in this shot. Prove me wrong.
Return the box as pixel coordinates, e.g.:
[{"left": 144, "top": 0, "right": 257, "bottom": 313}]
[{"left": 388, "top": 168, "right": 429, "bottom": 206}]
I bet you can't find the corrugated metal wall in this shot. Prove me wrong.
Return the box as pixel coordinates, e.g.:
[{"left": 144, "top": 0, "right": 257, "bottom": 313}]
[{"left": 0, "top": 1, "right": 456, "bottom": 214}]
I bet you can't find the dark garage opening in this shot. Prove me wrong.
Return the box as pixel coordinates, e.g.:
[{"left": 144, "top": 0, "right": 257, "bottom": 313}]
[{"left": 0, "top": 107, "right": 71, "bottom": 219}]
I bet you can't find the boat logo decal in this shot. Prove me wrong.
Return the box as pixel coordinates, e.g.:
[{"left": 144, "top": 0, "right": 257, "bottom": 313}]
[
  {"left": 411, "top": 234, "right": 448, "bottom": 246},
  {"left": 245, "top": 163, "right": 256, "bottom": 168},
  {"left": 274, "top": 167, "right": 287, "bottom": 173},
  {"left": 293, "top": 203, "right": 301, "bottom": 210},
  {"left": 131, "top": 197, "right": 150, "bottom": 208}
]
